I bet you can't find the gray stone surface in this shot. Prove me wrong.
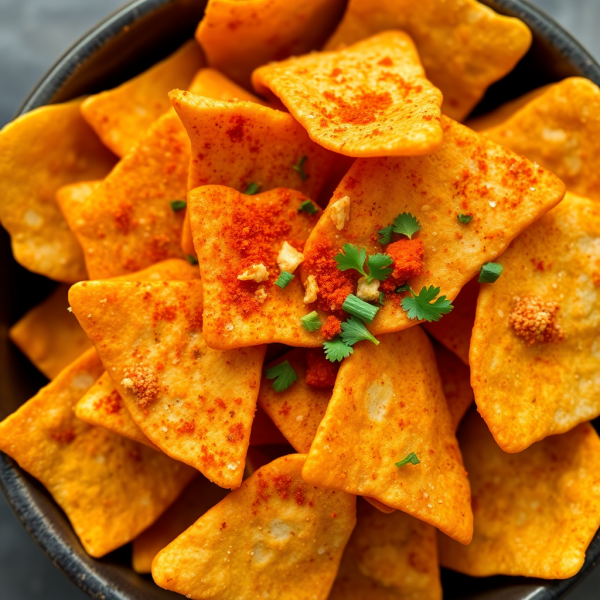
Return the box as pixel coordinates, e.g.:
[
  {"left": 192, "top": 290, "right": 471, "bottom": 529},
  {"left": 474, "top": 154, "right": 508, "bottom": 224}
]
[{"left": 0, "top": 0, "right": 599, "bottom": 598}]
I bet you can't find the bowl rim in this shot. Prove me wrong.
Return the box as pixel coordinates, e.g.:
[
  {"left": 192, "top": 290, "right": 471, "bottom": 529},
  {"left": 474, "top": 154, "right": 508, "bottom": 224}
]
[{"left": 1, "top": 0, "right": 600, "bottom": 598}]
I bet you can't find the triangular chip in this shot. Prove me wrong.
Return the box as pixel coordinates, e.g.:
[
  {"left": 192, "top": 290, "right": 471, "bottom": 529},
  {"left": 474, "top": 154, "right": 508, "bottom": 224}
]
[
  {"left": 133, "top": 475, "right": 229, "bottom": 573},
  {"left": 330, "top": 497, "right": 441, "bottom": 600},
  {"left": 325, "top": 0, "right": 532, "bottom": 121},
  {"left": 56, "top": 180, "right": 101, "bottom": 226},
  {"left": 152, "top": 454, "right": 356, "bottom": 599},
  {"left": 80, "top": 40, "right": 204, "bottom": 157},
  {"left": 470, "top": 192, "right": 600, "bottom": 452},
  {"left": 0, "top": 99, "right": 116, "bottom": 282},
  {"left": 195, "top": 0, "right": 346, "bottom": 88},
  {"left": 301, "top": 117, "right": 566, "bottom": 336},
  {"left": 303, "top": 326, "right": 472, "bottom": 543},
  {"left": 0, "top": 348, "right": 195, "bottom": 557},
  {"left": 439, "top": 412, "right": 600, "bottom": 579},
  {"left": 252, "top": 32, "right": 443, "bottom": 158},
  {"left": 189, "top": 186, "right": 325, "bottom": 349},
  {"left": 483, "top": 77, "right": 600, "bottom": 202},
  {"left": 69, "top": 280, "right": 265, "bottom": 488}
]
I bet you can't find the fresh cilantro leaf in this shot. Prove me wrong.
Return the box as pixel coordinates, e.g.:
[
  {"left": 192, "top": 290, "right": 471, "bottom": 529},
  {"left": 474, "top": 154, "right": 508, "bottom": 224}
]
[
  {"left": 323, "top": 336, "right": 354, "bottom": 362},
  {"left": 366, "top": 253, "right": 393, "bottom": 283},
  {"left": 378, "top": 224, "right": 393, "bottom": 245},
  {"left": 292, "top": 156, "right": 308, "bottom": 181},
  {"left": 298, "top": 200, "right": 318, "bottom": 215},
  {"left": 301, "top": 311, "right": 322, "bottom": 332},
  {"left": 395, "top": 452, "right": 420, "bottom": 467},
  {"left": 392, "top": 212, "right": 421, "bottom": 239},
  {"left": 478, "top": 262, "right": 504, "bottom": 283},
  {"left": 394, "top": 283, "right": 411, "bottom": 293},
  {"left": 342, "top": 294, "right": 379, "bottom": 324},
  {"left": 457, "top": 213, "right": 473, "bottom": 224},
  {"left": 170, "top": 199, "right": 186, "bottom": 212},
  {"left": 186, "top": 254, "right": 198, "bottom": 265},
  {"left": 244, "top": 182, "right": 261, "bottom": 195},
  {"left": 401, "top": 286, "right": 453, "bottom": 322},
  {"left": 340, "top": 316, "right": 380, "bottom": 346},
  {"left": 334, "top": 243, "right": 367, "bottom": 277},
  {"left": 265, "top": 360, "right": 298, "bottom": 392},
  {"left": 275, "top": 271, "right": 294, "bottom": 289}
]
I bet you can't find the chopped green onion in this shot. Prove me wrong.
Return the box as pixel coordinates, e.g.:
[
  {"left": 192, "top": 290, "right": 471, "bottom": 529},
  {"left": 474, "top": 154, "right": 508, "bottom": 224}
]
[
  {"left": 457, "top": 213, "right": 473, "bottom": 224},
  {"left": 170, "top": 199, "right": 187, "bottom": 212},
  {"left": 292, "top": 156, "right": 308, "bottom": 181},
  {"left": 298, "top": 200, "right": 318, "bottom": 215},
  {"left": 377, "top": 292, "right": 385, "bottom": 306},
  {"left": 394, "top": 283, "right": 411, "bottom": 293},
  {"left": 186, "top": 254, "right": 198, "bottom": 265},
  {"left": 275, "top": 271, "right": 295, "bottom": 289},
  {"left": 244, "top": 182, "right": 261, "bottom": 195},
  {"left": 342, "top": 294, "right": 379, "bottom": 324},
  {"left": 301, "top": 311, "right": 322, "bottom": 332},
  {"left": 395, "top": 452, "right": 420, "bottom": 467},
  {"left": 479, "top": 262, "right": 504, "bottom": 283}
]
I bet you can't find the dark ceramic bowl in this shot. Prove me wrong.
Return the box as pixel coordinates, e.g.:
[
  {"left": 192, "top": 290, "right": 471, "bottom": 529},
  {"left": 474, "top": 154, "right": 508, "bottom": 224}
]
[{"left": 1, "top": 0, "right": 599, "bottom": 598}]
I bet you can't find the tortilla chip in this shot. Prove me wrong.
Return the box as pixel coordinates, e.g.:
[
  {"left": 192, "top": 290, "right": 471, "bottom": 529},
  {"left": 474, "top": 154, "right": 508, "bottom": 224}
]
[
  {"left": 423, "top": 277, "right": 478, "bottom": 365},
  {"left": 302, "top": 117, "right": 566, "bottom": 337},
  {"left": 483, "top": 78, "right": 600, "bottom": 202},
  {"left": 439, "top": 412, "right": 600, "bottom": 579},
  {"left": 152, "top": 454, "right": 356, "bottom": 599},
  {"left": 325, "top": 0, "right": 532, "bottom": 121},
  {"left": 81, "top": 41, "right": 204, "bottom": 157},
  {"left": 196, "top": 0, "right": 347, "bottom": 89},
  {"left": 470, "top": 192, "right": 600, "bottom": 452},
  {"left": 69, "top": 280, "right": 265, "bottom": 488},
  {"left": 252, "top": 31, "right": 443, "bottom": 158},
  {"left": 330, "top": 497, "right": 441, "bottom": 600},
  {"left": 302, "top": 326, "right": 473, "bottom": 544},
  {"left": 10, "top": 284, "right": 93, "bottom": 379},
  {"left": 133, "top": 475, "right": 229, "bottom": 573},
  {"left": 0, "top": 99, "right": 116, "bottom": 282},
  {"left": 0, "top": 348, "right": 196, "bottom": 557},
  {"left": 189, "top": 186, "right": 325, "bottom": 350},
  {"left": 69, "top": 110, "right": 188, "bottom": 279}
]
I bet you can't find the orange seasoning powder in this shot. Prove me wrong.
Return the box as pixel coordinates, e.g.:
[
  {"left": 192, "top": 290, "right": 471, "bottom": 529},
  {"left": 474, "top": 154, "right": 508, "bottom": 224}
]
[
  {"left": 306, "top": 348, "right": 339, "bottom": 388},
  {"left": 381, "top": 238, "right": 424, "bottom": 294},
  {"left": 320, "top": 315, "right": 342, "bottom": 340}
]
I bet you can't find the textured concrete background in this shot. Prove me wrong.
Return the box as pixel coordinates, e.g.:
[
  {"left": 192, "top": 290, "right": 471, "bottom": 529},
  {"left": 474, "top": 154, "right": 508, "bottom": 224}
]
[{"left": 0, "top": 0, "right": 599, "bottom": 598}]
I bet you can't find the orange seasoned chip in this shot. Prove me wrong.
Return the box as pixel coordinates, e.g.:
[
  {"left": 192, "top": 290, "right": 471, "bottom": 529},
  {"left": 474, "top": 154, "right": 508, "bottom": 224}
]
[
  {"left": 0, "top": 99, "right": 116, "bottom": 282},
  {"left": 252, "top": 31, "right": 443, "bottom": 158},
  {"left": 439, "top": 412, "right": 600, "bottom": 579},
  {"left": 330, "top": 498, "right": 441, "bottom": 600},
  {"left": 470, "top": 192, "right": 600, "bottom": 452},
  {"left": 189, "top": 186, "right": 325, "bottom": 350},
  {"left": 133, "top": 475, "right": 229, "bottom": 573},
  {"left": 0, "top": 348, "right": 195, "bottom": 557},
  {"left": 483, "top": 78, "right": 600, "bottom": 202},
  {"left": 188, "top": 68, "right": 266, "bottom": 104},
  {"left": 69, "top": 280, "right": 265, "bottom": 488},
  {"left": 56, "top": 180, "right": 101, "bottom": 226},
  {"left": 81, "top": 41, "right": 204, "bottom": 157},
  {"left": 302, "top": 117, "right": 565, "bottom": 337},
  {"left": 152, "top": 454, "right": 356, "bottom": 600},
  {"left": 325, "top": 0, "right": 532, "bottom": 121},
  {"left": 196, "top": 0, "right": 346, "bottom": 89},
  {"left": 302, "top": 326, "right": 473, "bottom": 544}
]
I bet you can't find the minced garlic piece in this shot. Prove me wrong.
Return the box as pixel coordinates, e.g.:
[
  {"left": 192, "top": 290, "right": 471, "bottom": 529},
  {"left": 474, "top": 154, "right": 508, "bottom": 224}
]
[
  {"left": 255, "top": 285, "right": 268, "bottom": 303},
  {"left": 509, "top": 296, "right": 564, "bottom": 345},
  {"left": 330, "top": 195, "right": 350, "bottom": 230},
  {"left": 277, "top": 241, "right": 304, "bottom": 273},
  {"left": 356, "top": 277, "right": 380, "bottom": 301},
  {"left": 237, "top": 263, "right": 269, "bottom": 282},
  {"left": 303, "top": 275, "right": 319, "bottom": 303}
]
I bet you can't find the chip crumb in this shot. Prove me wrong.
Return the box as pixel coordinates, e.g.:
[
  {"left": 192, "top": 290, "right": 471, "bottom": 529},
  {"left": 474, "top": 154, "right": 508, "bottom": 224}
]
[
  {"left": 303, "top": 275, "right": 319, "bottom": 304},
  {"left": 509, "top": 296, "right": 564, "bottom": 345},
  {"left": 238, "top": 263, "right": 269, "bottom": 282},
  {"left": 277, "top": 241, "right": 304, "bottom": 274},
  {"left": 356, "top": 276, "right": 380, "bottom": 301},
  {"left": 254, "top": 285, "right": 268, "bottom": 304},
  {"left": 330, "top": 196, "right": 350, "bottom": 231},
  {"left": 67, "top": 306, "right": 72, "bottom": 312},
  {"left": 121, "top": 365, "right": 160, "bottom": 407}
]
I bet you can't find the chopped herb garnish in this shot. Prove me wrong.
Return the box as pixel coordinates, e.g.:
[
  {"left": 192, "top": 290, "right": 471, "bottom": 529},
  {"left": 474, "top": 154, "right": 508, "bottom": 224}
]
[
  {"left": 292, "top": 156, "right": 308, "bottom": 181},
  {"left": 186, "top": 254, "right": 199, "bottom": 265},
  {"left": 335, "top": 244, "right": 392, "bottom": 283},
  {"left": 301, "top": 311, "right": 322, "bottom": 332},
  {"left": 275, "top": 271, "right": 295, "bottom": 289},
  {"left": 377, "top": 292, "right": 385, "bottom": 306},
  {"left": 298, "top": 200, "right": 318, "bottom": 215},
  {"left": 244, "top": 182, "right": 261, "bottom": 195},
  {"left": 378, "top": 224, "right": 393, "bottom": 245},
  {"left": 170, "top": 199, "right": 187, "bottom": 212},
  {"left": 395, "top": 452, "right": 420, "bottom": 467},
  {"left": 394, "top": 283, "right": 411, "bottom": 293},
  {"left": 323, "top": 336, "right": 354, "bottom": 362},
  {"left": 457, "top": 213, "right": 473, "bottom": 224},
  {"left": 392, "top": 212, "right": 421, "bottom": 239},
  {"left": 401, "top": 286, "right": 453, "bottom": 322},
  {"left": 341, "top": 316, "right": 379, "bottom": 346},
  {"left": 265, "top": 360, "right": 298, "bottom": 392},
  {"left": 342, "top": 294, "right": 379, "bottom": 324},
  {"left": 479, "top": 262, "right": 504, "bottom": 283}
]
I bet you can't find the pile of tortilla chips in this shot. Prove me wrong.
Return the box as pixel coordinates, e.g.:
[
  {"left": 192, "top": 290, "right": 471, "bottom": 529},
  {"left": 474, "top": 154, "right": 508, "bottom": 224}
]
[{"left": 2, "top": 1, "right": 600, "bottom": 598}]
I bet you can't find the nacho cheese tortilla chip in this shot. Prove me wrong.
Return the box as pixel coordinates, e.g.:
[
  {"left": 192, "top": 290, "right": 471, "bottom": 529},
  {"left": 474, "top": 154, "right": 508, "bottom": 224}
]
[
  {"left": 189, "top": 186, "right": 325, "bottom": 350},
  {"left": 252, "top": 31, "right": 443, "bottom": 158},
  {"left": 483, "top": 78, "right": 600, "bottom": 202},
  {"left": 302, "top": 117, "right": 566, "bottom": 336},
  {"left": 81, "top": 40, "right": 204, "bottom": 157},
  {"left": 439, "top": 412, "right": 600, "bottom": 579},
  {"left": 325, "top": 0, "right": 532, "bottom": 121},
  {"left": 196, "top": 0, "right": 346, "bottom": 89},
  {"left": 470, "top": 192, "right": 600, "bottom": 452},
  {"left": 0, "top": 99, "right": 116, "bottom": 282},
  {"left": 302, "top": 326, "right": 473, "bottom": 544},
  {"left": 152, "top": 454, "right": 356, "bottom": 600},
  {"left": 0, "top": 348, "right": 196, "bottom": 557},
  {"left": 69, "top": 280, "right": 265, "bottom": 488}
]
